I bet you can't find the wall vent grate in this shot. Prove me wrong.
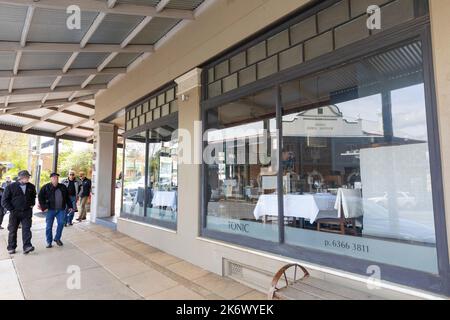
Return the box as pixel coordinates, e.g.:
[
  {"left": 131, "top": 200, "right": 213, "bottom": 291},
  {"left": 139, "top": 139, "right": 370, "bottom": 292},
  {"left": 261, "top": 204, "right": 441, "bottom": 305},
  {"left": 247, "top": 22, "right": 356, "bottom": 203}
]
[{"left": 229, "top": 262, "right": 244, "bottom": 277}]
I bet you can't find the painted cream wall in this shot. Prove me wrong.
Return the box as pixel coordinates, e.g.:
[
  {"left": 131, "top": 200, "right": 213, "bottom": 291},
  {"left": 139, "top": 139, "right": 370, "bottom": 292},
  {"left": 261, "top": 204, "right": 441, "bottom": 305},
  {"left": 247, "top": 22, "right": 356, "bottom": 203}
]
[
  {"left": 429, "top": 0, "right": 450, "bottom": 257},
  {"left": 95, "top": 0, "right": 312, "bottom": 122},
  {"left": 91, "top": 123, "right": 117, "bottom": 221}
]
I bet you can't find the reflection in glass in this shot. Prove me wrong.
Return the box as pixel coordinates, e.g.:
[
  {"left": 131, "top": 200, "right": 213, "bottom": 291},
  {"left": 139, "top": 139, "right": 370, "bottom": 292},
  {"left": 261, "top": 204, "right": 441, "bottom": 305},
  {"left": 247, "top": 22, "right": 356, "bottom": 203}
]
[
  {"left": 204, "top": 41, "right": 438, "bottom": 273},
  {"left": 146, "top": 127, "right": 178, "bottom": 226},
  {"left": 278, "top": 41, "right": 437, "bottom": 273},
  {"left": 205, "top": 88, "right": 280, "bottom": 242},
  {"left": 122, "top": 132, "right": 146, "bottom": 217}
]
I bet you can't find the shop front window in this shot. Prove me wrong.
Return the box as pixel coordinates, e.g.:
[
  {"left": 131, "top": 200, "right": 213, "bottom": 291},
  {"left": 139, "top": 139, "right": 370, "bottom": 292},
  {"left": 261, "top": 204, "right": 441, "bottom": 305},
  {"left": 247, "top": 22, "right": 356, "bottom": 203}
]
[
  {"left": 146, "top": 127, "right": 178, "bottom": 229},
  {"left": 203, "top": 41, "right": 439, "bottom": 274},
  {"left": 279, "top": 41, "right": 437, "bottom": 273},
  {"left": 121, "top": 115, "right": 178, "bottom": 229},
  {"left": 122, "top": 131, "right": 146, "bottom": 217},
  {"left": 205, "top": 88, "right": 280, "bottom": 242}
]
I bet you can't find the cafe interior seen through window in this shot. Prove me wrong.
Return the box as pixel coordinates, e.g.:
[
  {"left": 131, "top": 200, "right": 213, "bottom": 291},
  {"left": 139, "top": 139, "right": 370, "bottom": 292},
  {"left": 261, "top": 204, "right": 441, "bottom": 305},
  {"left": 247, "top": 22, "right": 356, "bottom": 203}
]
[
  {"left": 122, "top": 119, "right": 178, "bottom": 230},
  {"left": 204, "top": 41, "right": 438, "bottom": 274}
]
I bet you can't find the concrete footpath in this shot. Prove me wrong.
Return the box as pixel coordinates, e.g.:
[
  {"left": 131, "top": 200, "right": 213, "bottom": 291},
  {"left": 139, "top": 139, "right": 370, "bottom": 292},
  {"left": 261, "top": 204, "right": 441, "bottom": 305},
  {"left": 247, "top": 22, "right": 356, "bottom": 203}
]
[{"left": 0, "top": 214, "right": 265, "bottom": 300}]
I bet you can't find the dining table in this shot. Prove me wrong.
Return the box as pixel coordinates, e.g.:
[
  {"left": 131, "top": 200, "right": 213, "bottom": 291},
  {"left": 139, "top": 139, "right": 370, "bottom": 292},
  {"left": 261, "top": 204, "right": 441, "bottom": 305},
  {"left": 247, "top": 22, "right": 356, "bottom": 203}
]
[
  {"left": 253, "top": 193, "right": 338, "bottom": 222},
  {"left": 151, "top": 190, "right": 177, "bottom": 211}
]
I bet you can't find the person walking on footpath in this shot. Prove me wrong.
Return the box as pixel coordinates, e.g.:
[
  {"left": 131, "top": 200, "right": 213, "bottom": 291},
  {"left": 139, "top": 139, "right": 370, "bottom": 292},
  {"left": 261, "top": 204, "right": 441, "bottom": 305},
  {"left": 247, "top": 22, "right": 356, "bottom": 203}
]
[
  {"left": 38, "top": 173, "right": 74, "bottom": 248},
  {"left": 2, "top": 178, "right": 21, "bottom": 230},
  {"left": 0, "top": 186, "right": 5, "bottom": 230},
  {"left": 1, "top": 170, "right": 36, "bottom": 255},
  {"left": 1, "top": 176, "right": 12, "bottom": 189},
  {"left": 77, "top": 171, "right": 91, "bottom": 222},
  {"left": 62, "top": 170, "right": 80, "bottom": 227}
]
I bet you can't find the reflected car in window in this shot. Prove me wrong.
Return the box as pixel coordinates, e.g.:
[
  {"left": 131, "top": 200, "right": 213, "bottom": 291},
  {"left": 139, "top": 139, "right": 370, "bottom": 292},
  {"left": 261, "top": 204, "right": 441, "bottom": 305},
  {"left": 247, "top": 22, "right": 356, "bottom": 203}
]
[
  {"left": 368, "top": 192, "right": 417, "bottom": 209},
  {"left": 362, "top": 201, "right": 435, "bottom": 244},
  {"left": 124, "top": 176, "right": 145, "bottom": 197}
]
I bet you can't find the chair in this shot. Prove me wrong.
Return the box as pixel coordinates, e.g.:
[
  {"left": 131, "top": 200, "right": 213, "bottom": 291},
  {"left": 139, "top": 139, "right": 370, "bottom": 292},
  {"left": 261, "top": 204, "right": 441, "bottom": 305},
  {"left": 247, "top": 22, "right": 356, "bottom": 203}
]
[
  {"left": 316, "top": 210, "right": 358, "bottom": 235},
  {"left": 263, "top": 189, "right": 277, "bottom": 195}
]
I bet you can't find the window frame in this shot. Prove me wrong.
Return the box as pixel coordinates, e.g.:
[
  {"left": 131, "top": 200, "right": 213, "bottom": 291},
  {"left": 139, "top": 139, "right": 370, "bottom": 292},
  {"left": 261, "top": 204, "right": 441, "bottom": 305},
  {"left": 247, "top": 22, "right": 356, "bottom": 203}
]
[
  {"left": 122, "top": 82, "right": 179, "bottom": 231},
  {"left": 121, "top": 130, "right": 147, "bottom": 221}
]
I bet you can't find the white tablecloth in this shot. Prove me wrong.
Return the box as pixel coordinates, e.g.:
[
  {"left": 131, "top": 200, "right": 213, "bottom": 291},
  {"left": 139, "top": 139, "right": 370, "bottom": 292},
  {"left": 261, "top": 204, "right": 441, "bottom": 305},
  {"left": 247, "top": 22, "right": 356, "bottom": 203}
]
[
  {"left": 152, "top": 191, "right": 177, "bottom": 210},
  {"left": 253, "top": 193, "right": 337, "bottom": 222},
  {"left": 334, "top": 188, "right": 364, "bottom": 218}
]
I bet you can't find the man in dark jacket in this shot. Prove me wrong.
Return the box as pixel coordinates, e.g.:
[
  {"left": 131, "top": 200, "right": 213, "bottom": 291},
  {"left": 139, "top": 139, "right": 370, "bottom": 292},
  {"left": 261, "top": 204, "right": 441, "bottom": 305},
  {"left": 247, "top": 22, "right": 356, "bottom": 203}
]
[
  {"left": 77, "top": 172, "right": 91, "bottom": 221},
  {"left": 0, "top": 186, "right": 5, "bottom": 230},
  {"left": 38, "top": 173, "right": 73, "bottom": 248},
  {"left": 1, "top": 170, "right": 36, "bottom": 255}
]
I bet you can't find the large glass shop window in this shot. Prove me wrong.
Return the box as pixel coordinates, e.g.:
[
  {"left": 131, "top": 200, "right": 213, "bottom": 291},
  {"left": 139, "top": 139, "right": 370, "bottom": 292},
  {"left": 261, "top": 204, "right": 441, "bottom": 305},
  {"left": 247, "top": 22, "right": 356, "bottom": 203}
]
[
  {"left": 122, "top": 131, "right": 147, "bottom": 217},
  {"left": 205, "top": 88, "right": 280, "bottom": 242},
  {"left": 280, "top": 41, "right": 437, "bottom": 273},
  {"left": 146, "top": 127, "right": 178, "bottom": 227},
  {"left": 204, "top": 41, "right": 438, "bottom": 274}
]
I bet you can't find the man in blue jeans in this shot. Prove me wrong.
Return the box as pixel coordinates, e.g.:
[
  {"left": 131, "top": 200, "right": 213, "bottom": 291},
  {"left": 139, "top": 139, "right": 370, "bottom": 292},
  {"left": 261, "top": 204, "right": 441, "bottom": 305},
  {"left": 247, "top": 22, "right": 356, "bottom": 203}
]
[{"left": 38, "top": 173, "right": 74, "bottom": 248}]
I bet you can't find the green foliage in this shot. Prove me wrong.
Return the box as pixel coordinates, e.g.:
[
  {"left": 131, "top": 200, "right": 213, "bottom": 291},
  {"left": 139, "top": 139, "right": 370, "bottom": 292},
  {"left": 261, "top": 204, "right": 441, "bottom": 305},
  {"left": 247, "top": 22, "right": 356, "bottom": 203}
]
[
  {"left": 0, "top": 131, "right": 28, "bottom": 181},
  {"left": 0, "top": 134, "right": 94, "bottom": 188},
  {"left": 57, "top": 141, "right": 93, "bottom": 178},
  {"left": 40, "top": 169, "right": 53, "bottom": 188},
  {"left": 6, "top": 156, "right": 28, "bottom": 179}
]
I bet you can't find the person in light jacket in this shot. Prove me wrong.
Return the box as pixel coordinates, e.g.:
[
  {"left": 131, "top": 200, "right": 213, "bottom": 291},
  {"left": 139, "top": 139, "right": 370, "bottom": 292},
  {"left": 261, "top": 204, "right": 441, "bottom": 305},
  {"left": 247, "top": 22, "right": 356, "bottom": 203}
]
[
  {"left": 77, "top": 172, "right": 91, "bottom": 221},
  {"left": 61, "top": 170, "right": 81, "bottom": 226}
]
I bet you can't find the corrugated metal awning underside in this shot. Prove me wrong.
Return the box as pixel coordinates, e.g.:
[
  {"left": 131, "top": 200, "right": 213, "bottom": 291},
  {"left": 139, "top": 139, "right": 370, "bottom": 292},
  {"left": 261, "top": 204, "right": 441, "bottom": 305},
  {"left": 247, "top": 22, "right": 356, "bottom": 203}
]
[{"left": 0, "top": 0, "right": 206, "bottom": 141}]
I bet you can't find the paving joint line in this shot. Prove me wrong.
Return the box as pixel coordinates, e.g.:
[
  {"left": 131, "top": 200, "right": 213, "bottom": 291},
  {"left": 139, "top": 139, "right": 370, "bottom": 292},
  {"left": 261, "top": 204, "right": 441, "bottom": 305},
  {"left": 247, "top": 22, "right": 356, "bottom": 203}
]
[
  {"left": 15, "top": 220, "right": 144, "bottom": 299},
  {"left": 79, "top": 225, "right": 227, "bottom": 300},
  {"left": 66, "top": 234, "right": 146, "bottom": 300}
]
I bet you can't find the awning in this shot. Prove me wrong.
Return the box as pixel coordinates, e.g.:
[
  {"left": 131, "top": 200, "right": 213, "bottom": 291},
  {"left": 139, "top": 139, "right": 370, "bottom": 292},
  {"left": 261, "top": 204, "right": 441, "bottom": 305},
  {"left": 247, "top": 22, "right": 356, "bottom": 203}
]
[{"left": 0, "top": 0, "right": 206, "bottom": 142}]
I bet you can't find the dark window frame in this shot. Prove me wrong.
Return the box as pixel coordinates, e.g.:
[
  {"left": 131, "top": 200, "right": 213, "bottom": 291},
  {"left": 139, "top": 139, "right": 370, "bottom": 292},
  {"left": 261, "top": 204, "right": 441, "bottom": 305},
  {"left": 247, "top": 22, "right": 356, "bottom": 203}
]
[
  {"left": 122, "top": 83, "right": 179, "bottom": 231},
  {"left": 203, "top": 0, "right": 429, "bottom": 98},
  {"left": 200, "top": 11, "right": 450, "bottom": 295},
  {"left": 125, "top": 82, "right": 177, "bottom": 132}
]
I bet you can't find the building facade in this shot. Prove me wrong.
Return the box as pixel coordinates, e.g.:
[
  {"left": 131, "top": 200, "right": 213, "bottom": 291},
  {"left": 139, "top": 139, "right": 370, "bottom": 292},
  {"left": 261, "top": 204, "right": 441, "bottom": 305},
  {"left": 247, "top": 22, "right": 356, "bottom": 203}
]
[{"left": 92, "top": 0, "right": 450, "bottom": 297}]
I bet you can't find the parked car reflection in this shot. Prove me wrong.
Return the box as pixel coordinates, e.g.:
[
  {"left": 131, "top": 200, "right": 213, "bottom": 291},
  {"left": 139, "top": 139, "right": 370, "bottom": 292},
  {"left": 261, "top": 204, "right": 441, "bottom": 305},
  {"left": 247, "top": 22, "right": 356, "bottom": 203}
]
[
  {"left": 368, "top": 191, "right": 417, "bottom": 209},
  {"left": 362, "top": 200, "right": 435, "bottom": 244},
  {"left": 124, "top": 176, "right": 145, "bottom": 198}
]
